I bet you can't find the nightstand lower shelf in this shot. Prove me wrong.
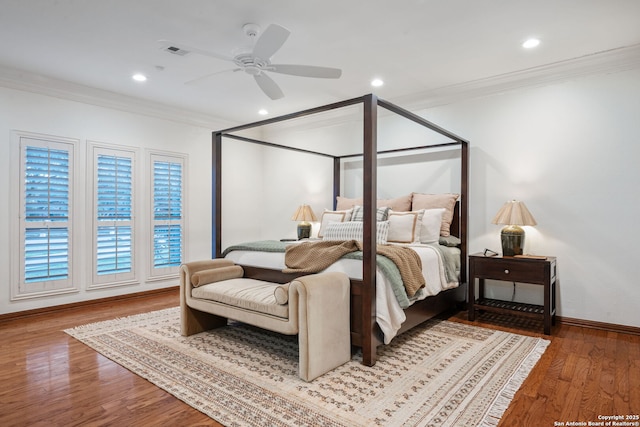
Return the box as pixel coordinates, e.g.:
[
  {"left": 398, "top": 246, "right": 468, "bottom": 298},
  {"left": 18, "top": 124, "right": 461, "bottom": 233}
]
[{"left": 475, "top": 298, "right": 546, "bottom": 319}]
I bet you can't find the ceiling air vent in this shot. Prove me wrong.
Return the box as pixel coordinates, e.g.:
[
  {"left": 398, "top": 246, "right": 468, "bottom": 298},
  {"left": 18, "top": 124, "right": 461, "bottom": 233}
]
[{"left": 164, "top": 45, "right": 190, "bottom": 56}]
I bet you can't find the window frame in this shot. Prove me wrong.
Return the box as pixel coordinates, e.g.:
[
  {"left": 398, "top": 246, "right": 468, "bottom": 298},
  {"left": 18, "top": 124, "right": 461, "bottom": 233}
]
[
  {"left": 88, "top": 142, "right": 139, "bottom": 289},
  {"left": 11, "top": 131, "right": 80, "bottom": 300},
  {"left": 148, "top": 151, "right": 187, "bottom": 280}
]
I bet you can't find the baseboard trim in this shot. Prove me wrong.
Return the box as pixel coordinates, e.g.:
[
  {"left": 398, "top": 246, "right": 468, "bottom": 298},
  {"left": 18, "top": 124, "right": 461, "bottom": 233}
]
[
  {"left": 3, "top": 291, "right": 639, "bottom": 337},
  {"left": 557, "top": 316, "right": 640, "bottom": 336},
  {"left": 0, "top": 286, "right": 179, "bottom": 323}
]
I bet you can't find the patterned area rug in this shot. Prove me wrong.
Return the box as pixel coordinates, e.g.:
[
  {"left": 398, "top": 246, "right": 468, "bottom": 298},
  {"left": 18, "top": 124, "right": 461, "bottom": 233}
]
[{"left": 65, "top": 308, "right": 549, "bottom": 427}]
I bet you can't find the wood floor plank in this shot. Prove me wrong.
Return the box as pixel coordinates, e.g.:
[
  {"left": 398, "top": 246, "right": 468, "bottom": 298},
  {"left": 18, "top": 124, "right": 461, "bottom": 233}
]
[
  {"left": 448, "top": 311, "right": 640, "bottom": 427},
  {"left": 1, "top": 291, "right": 638, "bottom": 427}
]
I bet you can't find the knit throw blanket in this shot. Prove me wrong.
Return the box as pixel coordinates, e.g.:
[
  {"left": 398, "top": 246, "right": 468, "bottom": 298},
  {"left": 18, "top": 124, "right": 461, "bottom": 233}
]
[{"left": 284, "top": 240, "right": 425, "bottom": 297}]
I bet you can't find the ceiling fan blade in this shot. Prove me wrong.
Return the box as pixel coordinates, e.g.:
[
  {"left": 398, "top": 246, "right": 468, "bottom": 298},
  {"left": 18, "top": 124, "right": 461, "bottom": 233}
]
[
  {"left": 270, "top": 64, "right": 342, "bottom": 79},
  {"left": 185, "top": 68, "right": 241, "bottom": 85},
  {"left": 159, "top": 40, "right": 233, "bottom": 62},
  {"left": 252, "top": 24, "right": 290, "bottom": 60},
  {"left": 254, "top": 73, "right": 284, "bottom": 100}
]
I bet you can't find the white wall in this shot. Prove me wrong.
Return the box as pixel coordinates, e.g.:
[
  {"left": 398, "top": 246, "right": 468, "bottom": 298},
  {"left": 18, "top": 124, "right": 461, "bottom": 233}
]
[
  {"left": 220, "top": 138, "right": 268, "bottom": 247},
  {"left": 220, "top": 142, "right": 334, "bottom": 246},
  {"left": 0, "top": 87, "right": 228, "bottom": 314},
  {"left": 413, "top": 68, "right": 640, "bottom": 327}
]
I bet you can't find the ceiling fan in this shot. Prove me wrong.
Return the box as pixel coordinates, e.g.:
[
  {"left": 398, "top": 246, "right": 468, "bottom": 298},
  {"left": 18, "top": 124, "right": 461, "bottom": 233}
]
[{"left": 162, "top": 23, "right": 342, "bottom": 100}]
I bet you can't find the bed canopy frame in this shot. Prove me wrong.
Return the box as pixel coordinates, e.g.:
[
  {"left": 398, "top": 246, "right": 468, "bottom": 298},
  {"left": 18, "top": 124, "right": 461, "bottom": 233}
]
[{"left": 212, "top": 93, "right": 469, "bottom": 366}]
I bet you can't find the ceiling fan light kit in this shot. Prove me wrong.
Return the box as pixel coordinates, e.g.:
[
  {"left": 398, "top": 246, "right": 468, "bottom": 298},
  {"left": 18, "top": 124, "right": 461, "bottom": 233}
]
[{"left": 167, "top": 23, "right": 342, "bottom": 100}]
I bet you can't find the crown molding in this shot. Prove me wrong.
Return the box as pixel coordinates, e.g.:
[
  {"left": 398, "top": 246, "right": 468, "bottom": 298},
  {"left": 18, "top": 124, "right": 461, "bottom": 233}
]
[
  {"left": 395, "top": 43, "right": 640, "bottom": 111},
  {"left": 1, "top": 43, "right": 639, "bottom": 132},
  {"left": 0, "top": 64, "right": 235, "bottom": 130},
  {"left": 260, "top": 44, "right": 640, "bottom": 134}
]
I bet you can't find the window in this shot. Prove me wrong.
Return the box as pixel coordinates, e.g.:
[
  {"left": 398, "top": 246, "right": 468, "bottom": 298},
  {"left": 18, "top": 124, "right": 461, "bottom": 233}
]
[
  {"left": 150, "top": 153, "right": 185, "bottom": 278},
  {"left": 11, "top": 132, "right": 190, "bottom": 300},
  {"left": 91, "top": 145, "right": 137, "bottom": 287},
  {"left": 14, "top": 134, "right": 77, "bottom": 298}
]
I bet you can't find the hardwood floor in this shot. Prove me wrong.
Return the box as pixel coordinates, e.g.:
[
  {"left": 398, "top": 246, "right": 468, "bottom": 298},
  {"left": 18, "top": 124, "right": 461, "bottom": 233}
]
[
  {"left": 0, "top": 289, "right": 220, "bottom": 427},
  {"left": 450, "top": 313, "right": 639, "bottom": 426},
  {"left": 1, "top": 291, "right": 638, "bottom": 426}
]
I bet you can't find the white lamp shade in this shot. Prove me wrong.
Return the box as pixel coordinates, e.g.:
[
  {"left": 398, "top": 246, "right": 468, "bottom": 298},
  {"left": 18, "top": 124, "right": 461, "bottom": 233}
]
[{"left": 491, "top": 200, "right": 537, "bottom": 226}]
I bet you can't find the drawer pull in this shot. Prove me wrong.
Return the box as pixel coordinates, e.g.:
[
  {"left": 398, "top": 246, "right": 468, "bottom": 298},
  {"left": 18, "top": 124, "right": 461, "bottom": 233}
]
[{"left": 504, "top": 269, "right": 510, "bottom": 274}]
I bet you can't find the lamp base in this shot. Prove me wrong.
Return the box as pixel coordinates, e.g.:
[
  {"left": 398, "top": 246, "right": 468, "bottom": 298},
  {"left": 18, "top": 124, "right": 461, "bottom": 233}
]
[
  {"left": 297, "top": 222, "right": 311, "bottom": 240},
  {"left": 501, "top": 225, "right": 525, "bottom": 256}
]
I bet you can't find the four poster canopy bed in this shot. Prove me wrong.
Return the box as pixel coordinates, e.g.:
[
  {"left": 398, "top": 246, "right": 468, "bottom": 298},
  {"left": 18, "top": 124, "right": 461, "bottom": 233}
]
[{"left": 207, "top": 94, "right": 469, "bottom": 367}]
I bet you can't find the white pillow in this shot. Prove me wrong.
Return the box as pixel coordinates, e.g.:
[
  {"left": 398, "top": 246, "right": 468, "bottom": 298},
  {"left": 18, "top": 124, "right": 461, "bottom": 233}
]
[
  {"left": 317, "top": 209, "right": 352, "bottom": 238},
  {"left": 420, "top": 208, "right": 445, "bottom": 243},
  {"left": 387, "top": 210, "right": 422, "bottom": 243},
  {"left": 323, "top": 220, "right": 389, "bottom": 244}
]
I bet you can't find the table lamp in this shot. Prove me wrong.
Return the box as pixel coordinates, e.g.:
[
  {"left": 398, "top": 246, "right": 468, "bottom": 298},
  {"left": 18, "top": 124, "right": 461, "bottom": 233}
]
[
  {"left": 491, "top": 200, "right": 537, "bottom": 256},
  {"left": 291, "top": 204, "right": 317, "bottom": 240}
]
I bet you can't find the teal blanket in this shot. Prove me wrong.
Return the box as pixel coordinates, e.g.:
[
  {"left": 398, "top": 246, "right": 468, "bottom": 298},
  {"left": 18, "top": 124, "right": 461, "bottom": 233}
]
[{"left": 222, "top": 240, "right": 458, "bottom": 309}]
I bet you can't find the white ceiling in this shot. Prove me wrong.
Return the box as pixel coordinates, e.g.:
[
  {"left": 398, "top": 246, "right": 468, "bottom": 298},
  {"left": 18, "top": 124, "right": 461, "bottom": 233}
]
[{"left": 1, "top": 0, "right": 640, "bottom": 126}]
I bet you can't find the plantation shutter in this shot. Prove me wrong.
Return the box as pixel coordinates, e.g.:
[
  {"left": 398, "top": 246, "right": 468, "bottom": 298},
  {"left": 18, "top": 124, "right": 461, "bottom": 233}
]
[
  {"left": 18, "top": 136, "right": 76, "bottom": 297},
  {"left": 151, "top": 156, "right": 184, "bottom": 275},
  {"left": 92, "top": 149, "right": 136, "bottom": 286},
  {"left": 24, "top": 146, "right": 70, "bottom": 283}
]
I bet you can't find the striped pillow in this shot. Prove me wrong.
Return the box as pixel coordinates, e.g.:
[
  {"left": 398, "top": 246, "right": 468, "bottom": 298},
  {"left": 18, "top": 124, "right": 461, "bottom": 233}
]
[
  {"left": 350, "top": 205, "right": 390, "bottom": 222},
  {"left": 322, "top": 220, "right": 389, "bottom": 244},
  {"left": 317, "top": 209, "right": 352, "bottom": 238}
]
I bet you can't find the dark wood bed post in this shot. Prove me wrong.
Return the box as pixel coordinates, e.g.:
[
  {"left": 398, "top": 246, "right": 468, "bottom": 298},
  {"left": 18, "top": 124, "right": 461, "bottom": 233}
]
[
  {"left": 213, "top": 132, "right": 222, "bottom": 259},
  {"left": 362, "top": 93, "right": 378, "bottom": 366},
  {"left": 333, "top": 157, "right": 341, "bottom": 210},
  {"left": 460, "top": 141, "right": 469, "bottom": 286}
]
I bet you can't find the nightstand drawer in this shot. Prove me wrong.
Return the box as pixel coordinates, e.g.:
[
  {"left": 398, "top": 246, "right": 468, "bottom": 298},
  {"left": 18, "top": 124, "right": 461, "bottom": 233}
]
[{"left": 472, "top": 259, "right": 547, "bottom": 283}]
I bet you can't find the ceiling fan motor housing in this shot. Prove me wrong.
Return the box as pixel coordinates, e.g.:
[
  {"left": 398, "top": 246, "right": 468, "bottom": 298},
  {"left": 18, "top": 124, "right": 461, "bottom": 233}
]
[{"left": 234, "top": 53, "right": 271, "bottom": 75}]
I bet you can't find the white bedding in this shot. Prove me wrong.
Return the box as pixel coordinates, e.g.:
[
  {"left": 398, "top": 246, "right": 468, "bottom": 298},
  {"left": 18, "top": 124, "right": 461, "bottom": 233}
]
[{"left": 224, "top": 242, "right": 458, "bottom": 344}]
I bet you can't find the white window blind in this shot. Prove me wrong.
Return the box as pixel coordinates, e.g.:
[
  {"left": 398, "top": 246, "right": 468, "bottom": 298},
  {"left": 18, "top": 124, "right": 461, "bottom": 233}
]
[
  {"left": 17, "top": 135, "right": 76, "bottom": 298},
  {"left": 92, "top": 148, "right": 136, "bottom": 286},
  {"left": 151, "top": 154, "right": 184, "bottom": 276},
  {"left": 24, "top": 146, "right": 70, "bottom": 282}
]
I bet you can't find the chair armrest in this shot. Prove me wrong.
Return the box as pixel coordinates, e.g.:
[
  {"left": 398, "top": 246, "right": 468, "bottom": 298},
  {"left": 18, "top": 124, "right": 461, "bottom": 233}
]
[{"left": 295, "top": 272, "right": 351, "bottom": 381}]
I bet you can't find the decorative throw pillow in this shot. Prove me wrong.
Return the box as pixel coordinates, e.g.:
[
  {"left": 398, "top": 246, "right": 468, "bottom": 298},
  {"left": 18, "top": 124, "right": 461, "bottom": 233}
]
[
  {"left": 336, "top": 195, "right": 411, "bottom": 212},
  {"left": 323, "top": 220, "right": 390, "bottom": 244},
  {"left": 439, "top": 235, "right": 461, "bottom": 247},
  {"left": 350, "top": 206, "right": 390, "bottom": 222},
  {"left": 419, "top": 208, "right": 445, "bottom": 243},
  {"left": 317, "top": 209, "right": 352, "bottom": 238},
  {"left": 190, "top": 265, "right": 244, "bottom": 287},
  {"left": 273, "top": 283, "right": 290, "bottom": 305},
  {"left": 378, "top": 194, "right": 412, "bottom": 212},
  {"left": 336, "top": 196, "right": 363, "bottom": 210},
  {"left": 387, "top": 210, "right": 422, "bottom": 244},
  {"left": 411, "top": 193, "right": 459, "bottom": 237}
]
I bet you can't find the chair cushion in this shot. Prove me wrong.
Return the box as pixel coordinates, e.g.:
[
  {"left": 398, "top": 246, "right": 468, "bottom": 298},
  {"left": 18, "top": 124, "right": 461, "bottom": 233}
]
[{"left": 191, "top": 278, "right": 289, "bottom": 318}]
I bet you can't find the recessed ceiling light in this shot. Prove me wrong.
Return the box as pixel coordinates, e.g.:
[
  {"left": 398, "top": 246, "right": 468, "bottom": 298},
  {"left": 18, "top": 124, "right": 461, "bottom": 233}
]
[
  {"left": 371, "top": 78, "right": 384, "bottom": 87},
  {"left": 258, "top": 109, "right": 268, "bottom": 116},
  {"left": 522, "top": 38, "right": 540, "bottom": 49},
  {"left": 132, "top": 73, "right": 147, "bottom": 82}
]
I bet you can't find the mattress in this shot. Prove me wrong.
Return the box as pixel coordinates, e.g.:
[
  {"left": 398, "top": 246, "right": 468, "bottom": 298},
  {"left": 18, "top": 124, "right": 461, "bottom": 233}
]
[{"left": 224, "top": 241, "right": 459, "bottom": 343}]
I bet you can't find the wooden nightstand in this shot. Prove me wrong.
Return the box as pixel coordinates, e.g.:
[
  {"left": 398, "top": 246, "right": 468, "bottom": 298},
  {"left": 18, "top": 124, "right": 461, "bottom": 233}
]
[{"left": 468, "top": 253, "right": 557, "bottom": 334}]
